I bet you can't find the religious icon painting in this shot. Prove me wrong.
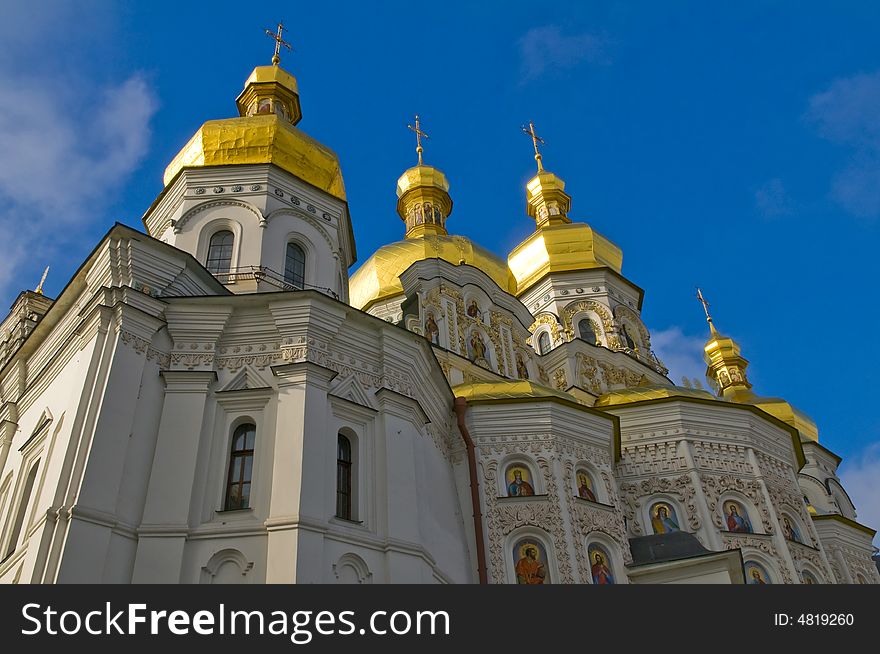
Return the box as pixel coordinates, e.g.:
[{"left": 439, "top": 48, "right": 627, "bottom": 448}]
[
  {"left": 575, "top": 469, "right": 597, "bottom": 502},
  {"left": 506, "top": 466, "right": 535, "bottom": 497},
  {"left": 257, "top": 98, "right": 272, "bottom": 114},
  {"left": 512, "top": 538, "right": 549, "bottom": 584},
  {"left": 781, "top": 515, "right": 803, "bottom": 543},
  {"left": 649, "top": 501, "right": 681, "bottom": 535},
  {"left": 587, "top": 543, "right": 615, "bottom": 585},
  {"left": 744, "top": 561, "right": 772, "bottom": 585},
  {"left": 722, "top": 499, "right": 753, "bottom": 534},
  {"left": 801, "top": 570, "right": 820, "bottom": 585}
]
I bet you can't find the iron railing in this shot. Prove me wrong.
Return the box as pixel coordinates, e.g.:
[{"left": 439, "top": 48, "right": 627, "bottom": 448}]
[{"left": 212, "top": 266, "right": 339, "bottom": 299}]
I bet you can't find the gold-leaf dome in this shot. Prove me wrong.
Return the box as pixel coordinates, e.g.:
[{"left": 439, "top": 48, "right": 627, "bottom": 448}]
[
  {"left": 508, "top": 164, "right": 622, "bottom": 297},
  {"left": 162, "top": 64, "right": 346, "bottom": 201},
  {"left": 349, "top": 235, "right": 515, "bottom": 311},
  {"left": 508, "top": 222, "right": 623, "bottom": 295},
  {"left": 452, "top": 380, "right": 584, "bottom": 404},
  {"left": 594, "top": 384, "right": 718, "bottom": 407},
  {"left": 351, "top": 149, "right": 515, "bottom": 311},
  {"left": 701, "top": 311, "right": 819, "bottom": 441}
]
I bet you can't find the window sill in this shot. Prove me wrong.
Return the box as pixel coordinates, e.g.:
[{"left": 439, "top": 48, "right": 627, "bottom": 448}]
[
  {"left": 214, "top": 507, "right": 254, "bottom": 517},
  {"left": 573, "top": 496, "right": 615, "bottom": 509},
  {"left": 330, "top": 516, "right": 366, "bottom": 529}
]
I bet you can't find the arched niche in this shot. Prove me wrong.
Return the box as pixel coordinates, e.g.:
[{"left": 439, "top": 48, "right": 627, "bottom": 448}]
[{"left": 200, "top": 548, "right": 254, "bottom": 584}]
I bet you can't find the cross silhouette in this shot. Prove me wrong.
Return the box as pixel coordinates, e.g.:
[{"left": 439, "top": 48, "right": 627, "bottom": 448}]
[
  {"left": 407, "top": 114, "right": 430, "bottom": 165},
  {"left": 696, "top": 287, "right": 718, "bottom": 334},
  {"left": 521, "top": 120, "right": 545, "bottom": 171},
  {"left": 265, "top": 22, "right": 293, "bottom": 65}
]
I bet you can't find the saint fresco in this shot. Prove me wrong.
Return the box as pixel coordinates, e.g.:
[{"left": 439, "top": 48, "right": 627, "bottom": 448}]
[
  {"left": 744, "top": 561, "right": 772, "bottom": 585},
  {"left": 801, "top": 570, "right": 819, "bottom": 584},
  {"left": 506, "top": 466, "right": 535, "bottom": 497},
  {"left": 782, "top": 516, "right": 802, "bottom": 543},
  {"left": 649, "top": 501, "right": 681, "bottom": 534},
  {"left": 469, "top": 331, "right": 488, "bottom": 365},
  {"left": 424, "top": 312, "right": 439, "bottom": 344},
  {"left": 588, "top": 544, "right": 614, "bottom": 584},
  {"left": 576, "top": 470, "right": 597, "bottom": 502},
  {"left": 723, "top": 500, "right": 753, "bottom": 533},
  {"left": 512, "top": 539, "right": 548, "bottom": 584}
]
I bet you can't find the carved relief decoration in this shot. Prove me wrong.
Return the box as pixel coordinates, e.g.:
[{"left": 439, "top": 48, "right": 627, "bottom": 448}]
[
  {"left": 482, "top": 457, "right": 575, "bottom": 584},
  {"left": 561, "top": 300, "right": 613, "bottom": 335},
  {"left": 722, "top": 534, "right": 794, "bottom": 584},
  {"left": 701, "top": 473, "right": 774, "bottom": 534},
  {"left": 617, "top": 474, "right": 701, "bottom": 536}
]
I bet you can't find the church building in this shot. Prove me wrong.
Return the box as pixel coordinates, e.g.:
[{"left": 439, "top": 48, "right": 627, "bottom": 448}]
[{"left": 0, "top": 37, "right": 876, "bottom": 584}]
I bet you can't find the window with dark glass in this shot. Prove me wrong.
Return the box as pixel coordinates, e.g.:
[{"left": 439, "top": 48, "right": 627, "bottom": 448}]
[
  {"left": 621, "top": 325, "right": 637, "bottom": 350},
  {"left": 538, "top": 332, "right": 551, "bottom": 355},
  {"left": 578, "top": 319, "right": 598, "bottom": 345},
  {"left": 284, "top": 243, "right": 306, "bottom": 289},
  {"left": 207, "top": 230, "right": 234, "bottom": 275},
  {"left": 224, "top": 424, "right": 255, "bottom": 510},
  {"left": 336, "top": 434, "right": 353, "bottom": 520},
  {"left": 3, "top": 460, "right": 39, "bottom": 559}
]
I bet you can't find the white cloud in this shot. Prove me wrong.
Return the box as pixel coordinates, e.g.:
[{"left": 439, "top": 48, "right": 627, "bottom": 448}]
[
  {"left": 0, "top": 2, "right": 157, "bottom": 302},
  {"left": 518, "top": 26, "right": 610, "bottom": 82},
  {"left": 806, "top": 70, "right": 880, "bottom": 219},
  {"left": 754, "top": 178, "right": 793, "bottom": 218},
  {"left": 649, "top": 326, "right": 708, "bottom": 388},
  {"left": 838, "top": 442, "right": 880, "bottom": 547}
]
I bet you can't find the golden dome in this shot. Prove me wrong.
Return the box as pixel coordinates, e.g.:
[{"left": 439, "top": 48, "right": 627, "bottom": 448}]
[
  {"left": 508, "top": 222, "right": 623, "bottom": 295},
  {"left": 594, "top": 384, "right": 718, "bottom": 407},
  {"left": 508, "top": 164, "right": 622, "bottom": 297},
  {"left": 452, "top": 380, "right": 584, "bottom": 404},
  {"left": 162, "top": 64, "right": 346, "bottom": 201},
  {"left": 726, "top": 388, "right": 819, "bottom": 442},
  {"left": 349, "top": 234, "right": 515, "bottom": 311},
  {"left": 397, "top": 165, "right": 449, "bottom": 196},
  {"left": 701, "top": 312, "right": 819, "bottom": 442},
  {"left": 396, "top": 165, "right": 453, "bottom": 238}
]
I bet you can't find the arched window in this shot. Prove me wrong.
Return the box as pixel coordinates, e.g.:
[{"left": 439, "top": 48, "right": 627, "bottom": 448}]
[
  {"left": 538, "top": 332, "right": 551, "bottom": 355},
  {"left": 578, "top": 319, "right": 598, "bottom": 345},
  {"left": 3, "top": 460, "right": 39, "bottom": 559},
  {"left": 207, "top": 230, "right": 234, "bottom": 275},
  {"left": 224, "top": 424, "right": 255, "bottom": 510},
  {"left": 621, "top": 324, "right": 637, "bottom": 350},
  {"left": 284, "top": 243, "right": 306, "bottom": 289},
  {"left": 336, "top": 434, "right": 353, "bottom": 520}
]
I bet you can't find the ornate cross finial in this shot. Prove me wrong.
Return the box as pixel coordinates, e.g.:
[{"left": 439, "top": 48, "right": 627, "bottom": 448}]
[
  {"left": 696, "top": 287, "right": 718, "bottom": 335},
  {"left": 521, "top": 120, "right": 545, "bottom": 172},
  {"left": 407, "top": 114, "right": 430, "bottom": 165},
  {"left": 265, "top": 22, "right": 293, "bottom": 65},
  {"left": 35, "top": 266, "right": 49, "bottom": 295}
]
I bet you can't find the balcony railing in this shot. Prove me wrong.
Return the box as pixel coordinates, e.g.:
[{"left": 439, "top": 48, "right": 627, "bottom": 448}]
[{"left": 212, "top": 266, "right": 339, "bottom": 299}]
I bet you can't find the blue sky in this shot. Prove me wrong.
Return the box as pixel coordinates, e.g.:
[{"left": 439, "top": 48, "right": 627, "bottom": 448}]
[{"left": 1, "top": 2, "right": 878, "bottom": 534}]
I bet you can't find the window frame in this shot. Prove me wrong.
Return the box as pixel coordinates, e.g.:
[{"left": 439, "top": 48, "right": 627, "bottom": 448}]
[
  {"left": 223, "top": 423, "right": 256, "bottom": 511},
  {"left": 206, "top": 229, "right": 235, "bottom": 276},
  {"left": 336, "top": 433, "right": 353, "bottom": 520},
  {"left": 284, "top": 241, "right": 306, "bottom": 290}
]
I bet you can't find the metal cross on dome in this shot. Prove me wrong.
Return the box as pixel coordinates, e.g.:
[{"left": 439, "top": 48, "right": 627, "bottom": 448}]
[
  {"left": 521, "top": 120, "right": 545, "bottom": 172},
  {"left": 696, "top": 287, "right": 719, "bottom": 334},
  {"left": 407, "top": 114, "right": 430, "bottom": 165},
  {"left": 265, "top": 22, "right": 293, "bottom": 65}
]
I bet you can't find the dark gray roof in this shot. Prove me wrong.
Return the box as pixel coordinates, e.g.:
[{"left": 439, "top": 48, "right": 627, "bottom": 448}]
[{"left": 628, "top": 531, "right": 714, "bottom": 566}]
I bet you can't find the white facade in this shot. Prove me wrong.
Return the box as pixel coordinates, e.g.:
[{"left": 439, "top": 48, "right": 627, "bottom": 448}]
[{"left": 0, "top": 61, "right": 877, "bottom": 586}]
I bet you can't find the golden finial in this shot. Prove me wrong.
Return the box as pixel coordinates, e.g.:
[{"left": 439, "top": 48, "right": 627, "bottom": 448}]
[
  {"left": 265, "top": 22, "right": 293, "bottom": 65},
  {"left": 521, "top": 120, "right": 545, "bottom": 172},
  {"left": 696, "top": 287, "right": 719, "bottom": 336},
  {"left": 35, "top": 266, "right": 49, "bottom": 295},
  {"left": 407, "top": 114, "right": 430, "bottom": 166}
]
